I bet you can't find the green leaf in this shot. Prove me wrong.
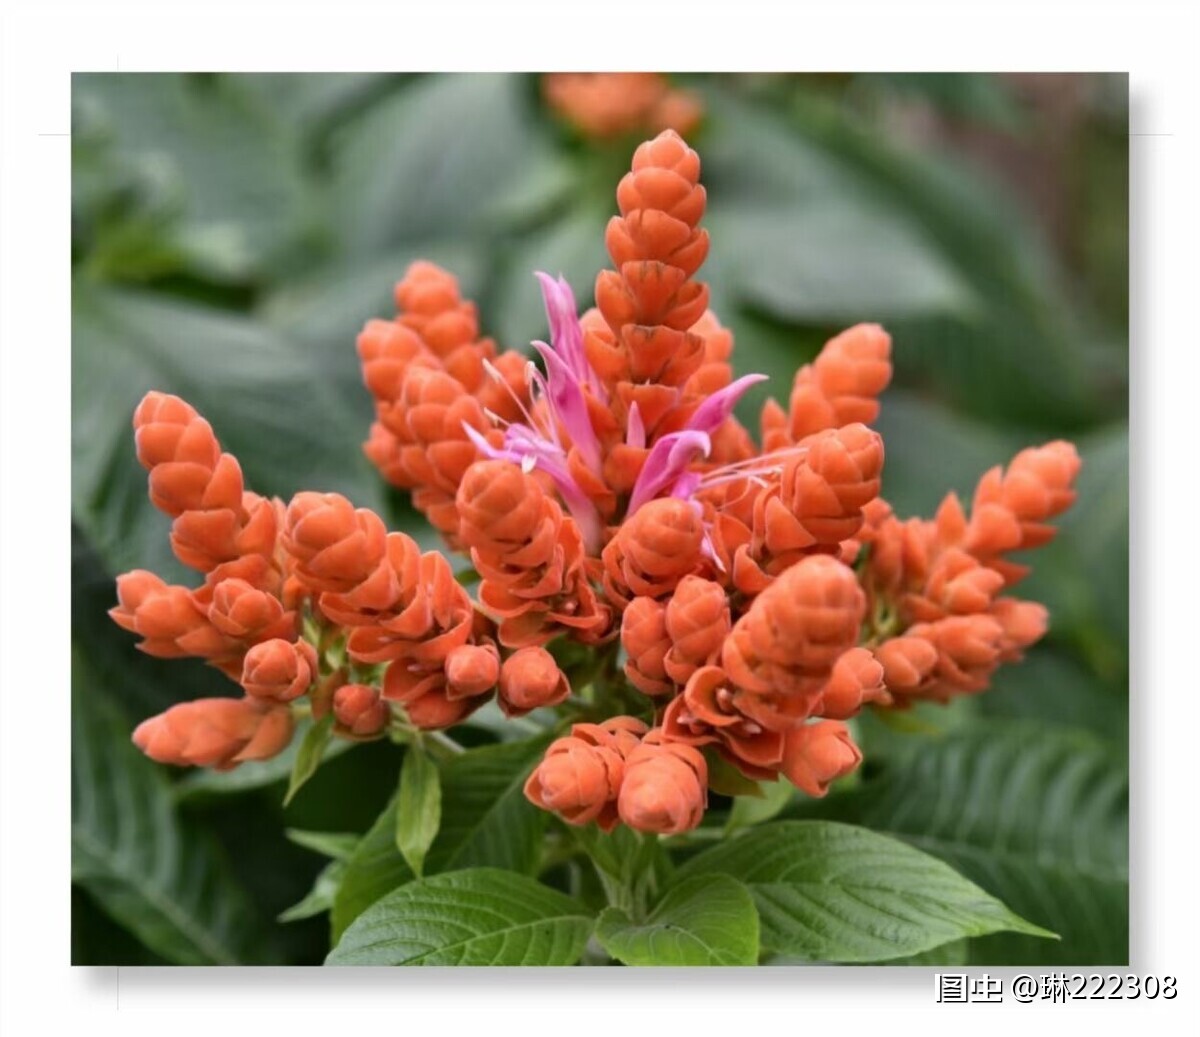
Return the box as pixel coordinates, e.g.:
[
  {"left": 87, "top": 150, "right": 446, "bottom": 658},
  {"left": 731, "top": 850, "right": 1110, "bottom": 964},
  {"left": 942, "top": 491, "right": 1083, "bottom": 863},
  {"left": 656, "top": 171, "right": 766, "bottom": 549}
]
[
  {"left": 278, "top": 859, "right": 348, "bottom": 923},
  {"left": 425, "top": 735, "right": 552, "bottom": 875},
  {"left": 284, "top": 714, "right": 335, "bottom": 807},
  {"left": 73, "top": 73, "right": 315, "bottom": 283},
  {"left": 72, "top": 285, "right": 385, "bottom": 584},
  {"left": 597, "top": 874, "right": 760, "bottom": 966},
  {"left": 328, "top": 73, "right": 556, "bottom": 252},
  {"left": 726, "top": 779, "right": 796, "bottom": 834},
  {"left": 285, "top": 829, "right": 360, "bottom": 861},
  {"left": 72, "top": 648, "right": 271, "bottom": 964},
  {"left": 675, "top": 821, "right": 1052, "bottom": 963},
  {"left": 795, "top": 723, "right": 1127, "bottom": 965},
  {"left": 707, "top": 203, "right": 972, "bottom": 323},
  {"left": 330, "top": 735, "right": 551, "bottom": 940},
  {"left": 327, "top": 868, "right": 594, "bottom": 965},
  {"left": 330, "top": 793, "right": 413, "bottom": 942},
  {"left": 981, "top": 646, "right": 1126, "bottom": 744},
  {"left": 395, "top": 748, "right": 442, "bottom": 877}
]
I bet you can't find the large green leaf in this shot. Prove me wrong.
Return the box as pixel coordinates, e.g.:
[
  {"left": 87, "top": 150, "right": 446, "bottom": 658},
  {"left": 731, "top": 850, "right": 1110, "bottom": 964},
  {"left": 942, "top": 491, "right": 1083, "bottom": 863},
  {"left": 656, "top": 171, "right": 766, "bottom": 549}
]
[
  {"left": 73, "top": 73, "right": 315, "bottom": 283},
  {"left": 326, "top": 868, "right": 593, "bottom": 965},
  {"left": 72, "top": 649, "right": 273, "bottom": 964},
  {"left": 675, "top": 820, "right": 1050, "bottom": 963},
  {"left": 328, "top": 73, "right": 556, "bottom": 253},
  {"left": 73, "top": 285, "right": 384, "bottom": 582},
  {"left": 597, "top": 874, "right": 760, "bottom": 966},
  {"left": 794, "top": 724, "right": 1127, "bottom": 964},
  {"left": 329, "top": 735, "right": 551, "bottom": 940},
  {"left": 707, "top": 203, "right": 972, "bottom": 324}
]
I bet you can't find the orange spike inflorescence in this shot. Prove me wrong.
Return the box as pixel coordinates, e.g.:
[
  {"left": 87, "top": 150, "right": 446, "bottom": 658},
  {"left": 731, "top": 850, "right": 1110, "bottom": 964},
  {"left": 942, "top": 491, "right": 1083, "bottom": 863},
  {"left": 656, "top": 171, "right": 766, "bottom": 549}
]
[{"left": 112, "top": 128, "right": 1081, "bottom": 842}]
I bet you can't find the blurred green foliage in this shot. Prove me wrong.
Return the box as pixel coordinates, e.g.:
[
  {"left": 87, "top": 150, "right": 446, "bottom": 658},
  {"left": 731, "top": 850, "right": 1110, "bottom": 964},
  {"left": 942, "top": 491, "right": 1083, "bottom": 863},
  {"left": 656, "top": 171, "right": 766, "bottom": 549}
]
[{"left": 71, "top": 72, "right": 1128, "bottom": 966}]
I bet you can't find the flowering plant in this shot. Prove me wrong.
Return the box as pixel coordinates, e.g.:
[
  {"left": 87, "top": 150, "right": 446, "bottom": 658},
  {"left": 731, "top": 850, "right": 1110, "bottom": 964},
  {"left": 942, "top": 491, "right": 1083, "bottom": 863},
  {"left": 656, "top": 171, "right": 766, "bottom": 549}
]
[{"left": 102, "top": 123, "right": 1090, "bottom": 967}]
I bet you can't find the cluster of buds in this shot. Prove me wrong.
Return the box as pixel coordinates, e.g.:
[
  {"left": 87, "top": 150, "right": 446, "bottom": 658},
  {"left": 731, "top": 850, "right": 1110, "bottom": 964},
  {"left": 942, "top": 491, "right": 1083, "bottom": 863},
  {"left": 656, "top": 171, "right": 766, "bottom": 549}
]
[
  {"left": 114, "top": 129, "right": 1079, "bottom": 838},
  {"left": 542, "top": 72, "right": 702, "bottom": 140}
]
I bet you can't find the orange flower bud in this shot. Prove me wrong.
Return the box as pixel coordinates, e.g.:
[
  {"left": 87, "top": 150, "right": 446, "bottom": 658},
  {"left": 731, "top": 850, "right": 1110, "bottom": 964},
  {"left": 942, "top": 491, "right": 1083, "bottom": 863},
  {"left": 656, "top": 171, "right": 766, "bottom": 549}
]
[
  {"left": 874, "top": 635, "right": 939, "bottom": 694},
  {"left": 110, "top": 570, "right": 231, "bottom": 661},
  {"left": 593, "top": 130, "right": 711, "bottom": 390},
  {"left": 603, "top": 497, "right": 704, "bottom": 603},
  {"left": 444, "top": 643, "right": 501, "bottom": 698},
  {"left": 543, "top": 73, "right": 702, "bottom": 140},
  {"left": 663, "top": 575, "right": 730, "bottom": 685},
  {"left": 723, "top": 555, "right": 865, "bottom": 723},
  {"left": 131, "top": 392, "right": 280, "bottom": 575},
  {"left": 132, "top": 697, "right": 293, "bottom": 770},
  {"left": 498, "top": 647, "right": 569, "bottom": 716},
  {"left": 782, "top": 720, "right": 862, "bottom": 797},
  {"left": 818, "top": 647, "right": 889, "bottom": 719},
  {"left": 525, "top": 718, "right": 648, "bottom": 831},
  {"left": 990, "top": 598, "right": 1048, "bottom": 661},
  {"left": 765, "top": 423, "right": 884, "bottom": 552},
  {"left": 282, "top": 492, "right": 388, "bottom": 594},
  {"left": 393, "top": 261, "right": 479, "bottom": 358},
  {"left": 357, "top": 319, "right": 431, "bottom": 411},
  {"left": 621, "top": 596, "right": 672, "bottom": 696},
  {"left": 907, "top": 614, "right": 1006, "bottom": 698},
  {"left": 906, "top": 547, "right": 1005, "bottom": 622},
  {"left": 332, "top": 683, "right": 390, "bottom": 738},
  {"left": 617, "top": 735, "right": 707, "bottom": 835},
  {"left": 964, "top": 441, "right": 1082, "bottom": 582},
  {"left": 205, "top": 578, "right": 293, "bottom": 642},
  {"left": 240, "top": 638, "right": 319, "bottom": 703},
  {"left": 456, "top": 460, "right": 558, "bottom": 567},
  {"left": 781, "top": 324, "right": 892, "bottom": 445}
]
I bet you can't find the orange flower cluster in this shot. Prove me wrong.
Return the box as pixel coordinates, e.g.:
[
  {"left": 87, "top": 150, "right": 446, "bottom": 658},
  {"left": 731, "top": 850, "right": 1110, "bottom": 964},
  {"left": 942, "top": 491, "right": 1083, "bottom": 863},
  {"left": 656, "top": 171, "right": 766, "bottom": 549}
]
[
  {"left": 113, "top": 129, "right": 1080, "bottom": 843},
  {"left": 858, "top": 441, "right": 1081, "bottom": 704},
  {"left": 542, "top": 73, "right": 702, "bottom": 140},
  {"left": 359, "top": 261, "right": 530, "bottom": 541}
]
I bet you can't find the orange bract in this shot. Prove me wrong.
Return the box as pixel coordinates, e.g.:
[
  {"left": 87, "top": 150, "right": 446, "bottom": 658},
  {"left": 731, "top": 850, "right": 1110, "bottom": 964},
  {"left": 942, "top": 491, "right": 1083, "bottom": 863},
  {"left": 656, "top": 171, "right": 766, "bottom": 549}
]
[{"left": 132, "top": 697, "right": 293, "bottom": 771}]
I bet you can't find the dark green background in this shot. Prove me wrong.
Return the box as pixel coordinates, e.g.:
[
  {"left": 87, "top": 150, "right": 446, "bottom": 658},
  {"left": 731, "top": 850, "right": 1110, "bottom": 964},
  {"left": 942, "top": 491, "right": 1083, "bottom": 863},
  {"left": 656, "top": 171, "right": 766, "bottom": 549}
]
[{"left": 71, "top": 72, "right": 1128, "bottom": 966}]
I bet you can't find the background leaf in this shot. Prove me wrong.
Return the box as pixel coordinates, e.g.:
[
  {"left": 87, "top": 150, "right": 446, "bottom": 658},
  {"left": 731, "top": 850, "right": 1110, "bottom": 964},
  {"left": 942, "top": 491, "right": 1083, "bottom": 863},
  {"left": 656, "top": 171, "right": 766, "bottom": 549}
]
[
  {"left": 72, "top": 648, "right": 275, "bottom": 964},
  {"left": 326, "top": 868, "right": 594, "bottom": 966},
  {"left": 675, "top": 820, "right": 1051, "bottom": 963},
  {"left": 597, "top": 874, "right": 760, "bottom": 966}
]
